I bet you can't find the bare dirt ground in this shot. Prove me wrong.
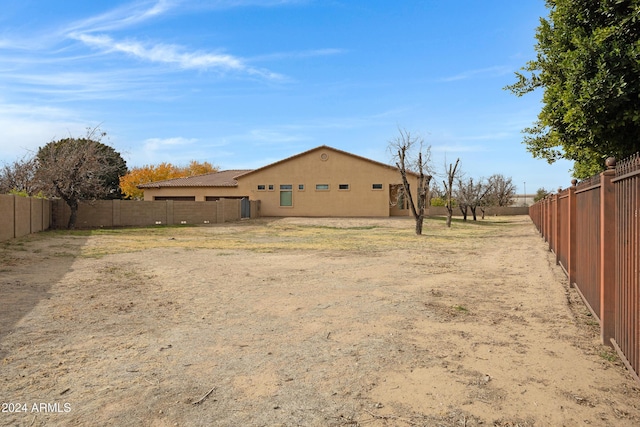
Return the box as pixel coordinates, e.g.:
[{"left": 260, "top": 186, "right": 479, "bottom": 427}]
[{"left": 1, "top": 215, "right": 639, "bottom": 427}]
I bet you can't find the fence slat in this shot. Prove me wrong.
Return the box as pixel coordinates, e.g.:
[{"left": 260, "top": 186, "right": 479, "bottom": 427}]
[{"left": 531, "top": 154, "right": 640, "bottom": 383}]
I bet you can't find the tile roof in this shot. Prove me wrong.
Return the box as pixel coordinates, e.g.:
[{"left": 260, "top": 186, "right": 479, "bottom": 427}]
[{"left": 137, "top": 169, "right": 252, "bottom": 189}]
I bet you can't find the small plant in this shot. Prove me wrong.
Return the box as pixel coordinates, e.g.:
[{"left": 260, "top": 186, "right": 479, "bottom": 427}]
[
  {"left": 599, "top": 349, "right": 618, "bottom": 363},
  {"left": 453, "top": 305, "right": 469, "bottom": 313}
]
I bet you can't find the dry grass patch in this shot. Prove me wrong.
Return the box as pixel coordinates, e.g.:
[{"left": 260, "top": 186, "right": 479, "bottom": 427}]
[{"left": 2, "top": 216, "right": 639, "bottom": 427}]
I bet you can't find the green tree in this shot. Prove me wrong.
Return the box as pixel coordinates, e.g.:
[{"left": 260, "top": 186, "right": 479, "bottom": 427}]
[
  {"left": 506, "top": 0, "right": 640, "bottom": 178},
  {"left": 534, "top": 187, "right": 551, "bottom": 202},
  {"left": 36, "top": 128, "right": 127, "bottom": 229}
]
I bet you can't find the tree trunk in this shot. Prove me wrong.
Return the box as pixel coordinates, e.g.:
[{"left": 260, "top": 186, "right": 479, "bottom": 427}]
[
  {"left": 459, "top": 205, "right": 468, "bottom": 221},
  {"left": 471, "top": 206, "right": 477, "bottom": 221},
  {"left": 415, "top": 215, "right": 423, "bottom": 235},
  {"left": 67, "top": 200, "right": 79, "bottom": 229}
]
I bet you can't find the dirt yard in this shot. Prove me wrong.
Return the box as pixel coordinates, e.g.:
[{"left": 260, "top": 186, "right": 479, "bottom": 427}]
[{"left": 1, "top": 216, "right": 639, "bottom": 427}]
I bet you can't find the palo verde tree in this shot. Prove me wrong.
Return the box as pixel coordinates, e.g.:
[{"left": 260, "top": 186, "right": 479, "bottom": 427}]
[
  {"left": 506, "top": 0, "right": 640, "bottom": 178},
  {"left": 389, "top": 128, "right": 433, "bottom": 235},
  {"left": 36, "top": 128, "right": 127, "bottom": 229}
]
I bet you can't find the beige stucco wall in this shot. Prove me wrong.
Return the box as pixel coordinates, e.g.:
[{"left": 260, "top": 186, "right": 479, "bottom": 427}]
[
  {"left": 138, "top": 147, "right": 420, "bottom": 218},
  {"left": 236, "top": 147, "right": 418, "bottom": 217},
  {"left": 143, "top": 186, "right": 245, "bottom": 201}
]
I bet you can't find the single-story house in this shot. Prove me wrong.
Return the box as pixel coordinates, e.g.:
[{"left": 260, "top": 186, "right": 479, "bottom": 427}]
[{"left": 138, "top": 145, "right": 421, "bottom": 217}]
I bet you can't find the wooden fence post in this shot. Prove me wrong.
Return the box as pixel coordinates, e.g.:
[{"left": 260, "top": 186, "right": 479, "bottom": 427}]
[
  {"left": 567, "top": 180, "right": 578, "bottom": 287},
  {"left": 555, "top": 189, "right": 562, "bottom": 265},
  {"left": 600, "top": 158, "right": 617, "bottom": 347}
]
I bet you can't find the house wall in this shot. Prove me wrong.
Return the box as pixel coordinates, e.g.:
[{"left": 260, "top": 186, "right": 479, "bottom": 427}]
[
  {"left": 143, "top": 186, "right": 244, "bottom": 201},
  {"left": 236, "top": 148, "right": 418, "bottom": 217}
]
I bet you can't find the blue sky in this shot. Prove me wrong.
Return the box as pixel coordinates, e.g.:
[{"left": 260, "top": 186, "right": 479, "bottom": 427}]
[{"left": 0, "top": 0, "right": 574, "bottom": 194}]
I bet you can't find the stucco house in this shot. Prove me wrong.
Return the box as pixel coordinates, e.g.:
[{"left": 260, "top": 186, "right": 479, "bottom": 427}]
[{"left": 138, "top": 145, "right": 421, "bottom": 217}]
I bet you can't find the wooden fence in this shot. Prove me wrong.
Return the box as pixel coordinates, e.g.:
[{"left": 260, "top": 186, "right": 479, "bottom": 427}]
[{"left": 529, "top": 154, "right": 640, "bottom": 383}]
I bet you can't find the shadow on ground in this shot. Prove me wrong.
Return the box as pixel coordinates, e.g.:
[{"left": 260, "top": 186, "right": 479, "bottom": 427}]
[{"left": 0, "top": 231, "right": 88, "bottom": 362}]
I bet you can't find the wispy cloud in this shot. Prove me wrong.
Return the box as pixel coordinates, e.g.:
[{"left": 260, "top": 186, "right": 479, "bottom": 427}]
[
  {"left": 439, "top": 66, "right": 513, "bottom": 82},
  {"left": 71, "top": 33, "right": 283, "bottom": 78},
  {"left": 65, "top": 0, "right": 179, "bottom": 34}
]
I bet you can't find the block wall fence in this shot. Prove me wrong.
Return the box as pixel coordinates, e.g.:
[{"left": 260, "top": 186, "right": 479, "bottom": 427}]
[
  {"left": 0, "top": 198, "right": 260, "bottom": 241},
  {"left": 0, "top": 194, "right": 51, "bottom": 241}
]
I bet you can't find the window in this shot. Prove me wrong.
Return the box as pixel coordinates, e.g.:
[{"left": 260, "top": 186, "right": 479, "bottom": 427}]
[
  {"left": 316, "top": 184, "right": 330, "bottom": 191},
  {"left": 154, "top": 196, "right": 196, "bottom": 201},
  {"left": 372, "top": 183, "right": 383, "bottom": 190},
  {"left": 268, "top": 184, "right": 274, "bottom": 191},
  {"left": 257, "top": 185, "right": 266, "bottom": 191},
  {"left": 338, "top": 184, "right": 350, "bottom": 190},
  {"left": 298, "top": 184, "right": 305, "bottom": 191},
  {"left": 280, "top": 184, "right": 292, "bottom": 207}
]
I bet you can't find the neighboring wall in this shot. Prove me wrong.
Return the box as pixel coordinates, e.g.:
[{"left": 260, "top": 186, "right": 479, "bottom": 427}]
[
  {"left": 0, "top": 195, "right": 51, "bottom": 241},
  {"left": 51, "top": 198, "right": 259, "bottom": 229},
  {"left": 428, "top": 206, "right": 530, "bottom": 217}
]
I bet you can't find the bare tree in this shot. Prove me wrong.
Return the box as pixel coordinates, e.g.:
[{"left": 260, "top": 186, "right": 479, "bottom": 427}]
[
  {"left": 36, "top": 128, "right": 127, "bottom": 229},
  {"left": 456, "top": 177, "right": 492, "bottom": 221},
  {"left": 443, "top": 158, "right": 461, "bottom": 228},
  {"left": 0, "top": 155, "right": 40, "bottom": 196},
  {"left": 455, "top": 178, "right": 471, "bottom": 221},
  {"left": 486, "top": 174, "right": 516, "bottom": 207},
  {"left": 389, "top": 128, "right": 433, "bottom": 235}
]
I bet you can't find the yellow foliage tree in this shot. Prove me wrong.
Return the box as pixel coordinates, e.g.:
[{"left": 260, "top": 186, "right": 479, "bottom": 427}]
[{"left": 119, "top": 161, "right": 218, "bottom": 200}]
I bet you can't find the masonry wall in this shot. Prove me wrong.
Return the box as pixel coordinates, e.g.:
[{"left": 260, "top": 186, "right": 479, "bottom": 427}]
[
  {"left": 0, "top": 195, "right": 52, "bottom": 241},
  {"left": 51, "top": 198, "right": 253, "bottom": 229},
  {"left": 428, "top": 206, "right": 530, "bottom": 217}
]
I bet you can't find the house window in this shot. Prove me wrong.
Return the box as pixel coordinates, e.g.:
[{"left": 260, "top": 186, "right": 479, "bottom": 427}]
[
  {"left": 316, "top": 184, "right": 330, "bottom": 191},
  {"left": 372, "top": 183, "right": 383, "bottom": 190},
  {"left": 338, "top": 184, "right": 349, "bottom": 190},
  {"left": 280, "top": 184, "right": 293, "bottom": 207},
  {"left": 257, "top": 185, "right": 266, "bottom": 191},
  {"left": 298, "top": 184, "right": 305, "bottom": 191},
  {"left": 268, "top": 184, "right": 274, "bottom": 191}
]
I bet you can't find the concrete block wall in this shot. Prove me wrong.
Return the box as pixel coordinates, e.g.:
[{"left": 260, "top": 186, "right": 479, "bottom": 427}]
[
  {"left": 51, "top": 199, "right": 246, "bottom": 229},
  {"left": 428, "top": 206, "right": 530, "bottom": 217},
  {"left": 0, "top": 194, "right": 15, "bottom": 241},
  {"left": 0, "top": 195, "right": 52, "bottom": 241}
]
